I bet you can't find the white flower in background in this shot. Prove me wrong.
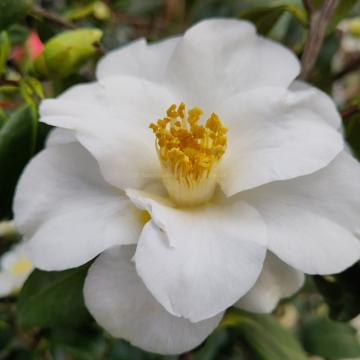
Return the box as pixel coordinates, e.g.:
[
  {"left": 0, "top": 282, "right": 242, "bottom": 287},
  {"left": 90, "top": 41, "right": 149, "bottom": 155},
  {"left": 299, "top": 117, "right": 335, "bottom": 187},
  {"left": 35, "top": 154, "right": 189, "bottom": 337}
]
[
  {"left": 14, "top": 19, "right": 360, "bottom": 354},
  {"left": 0, "top": 242, "right": 33, "bottom": 297}
]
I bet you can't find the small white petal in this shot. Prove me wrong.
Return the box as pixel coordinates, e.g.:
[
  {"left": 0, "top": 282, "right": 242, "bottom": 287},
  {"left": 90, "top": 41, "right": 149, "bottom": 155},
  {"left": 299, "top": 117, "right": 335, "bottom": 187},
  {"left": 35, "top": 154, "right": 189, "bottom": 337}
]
[
  {"left": 0, "top": 243, "right": 33, "bottom": 297},
  {"left": 241, "top": 151, "right": 360, "bottom": 274},
  {"left": 218, "top": 87, "right": 343, "bottom": 195},
  {"left": 126, "top": 189, "right": 267, "bottom": 322},
  {"left": 165, "top": 18, "right": 299, "bottom": 108},
  {"left": 236, "top": 252, "right": 304, "bottom": 313},
  {"left": 0, "top": 273, "right": 15, "bottom": 297},
  {"left": 97, "top": 37, "right": 180, "bottom": 81},
  {"left": 14, "top": 143, "right": 143, "bottom": 271},
  {"left": 84, "top": 245, "right": 223, "bottom": 355}
]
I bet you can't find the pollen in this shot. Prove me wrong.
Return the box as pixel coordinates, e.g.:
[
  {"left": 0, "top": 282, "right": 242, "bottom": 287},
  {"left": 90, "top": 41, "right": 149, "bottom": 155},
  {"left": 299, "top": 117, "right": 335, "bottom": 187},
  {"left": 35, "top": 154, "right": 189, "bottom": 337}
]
[{"left": 150, "top": 103, "right": 227, "bottom": 206}]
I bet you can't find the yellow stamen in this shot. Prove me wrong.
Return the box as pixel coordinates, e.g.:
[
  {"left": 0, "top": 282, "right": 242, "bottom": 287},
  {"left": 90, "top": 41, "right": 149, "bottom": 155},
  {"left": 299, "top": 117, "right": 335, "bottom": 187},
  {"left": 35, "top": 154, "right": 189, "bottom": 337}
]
[
  {"left": 150, "top": 103, "right": 227, "bottom": 206},
  {"left": 139, "top": 210, "right": 151, "bottom": 225}
]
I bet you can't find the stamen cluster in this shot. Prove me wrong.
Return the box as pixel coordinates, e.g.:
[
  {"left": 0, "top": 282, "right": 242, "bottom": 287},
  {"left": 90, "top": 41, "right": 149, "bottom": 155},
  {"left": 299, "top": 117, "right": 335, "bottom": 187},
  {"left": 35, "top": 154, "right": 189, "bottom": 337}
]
[{"left": 150, "top": 103, "right": 227, "bottom": 187}]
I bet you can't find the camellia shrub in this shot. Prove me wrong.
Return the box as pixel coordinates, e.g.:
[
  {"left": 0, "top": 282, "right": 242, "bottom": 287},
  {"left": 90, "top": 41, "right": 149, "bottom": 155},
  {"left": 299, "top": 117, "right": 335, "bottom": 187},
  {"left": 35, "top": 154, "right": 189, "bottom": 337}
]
[{"left": 0, "top": 1, "right": 360, "bottom": 359}]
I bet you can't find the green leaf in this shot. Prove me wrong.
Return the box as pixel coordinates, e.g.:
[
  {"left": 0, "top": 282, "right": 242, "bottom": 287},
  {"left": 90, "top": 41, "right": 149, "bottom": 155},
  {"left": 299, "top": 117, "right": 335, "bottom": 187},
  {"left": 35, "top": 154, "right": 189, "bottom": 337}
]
[
  {"left": 0, "top": 31, "right": 10, "bottom": 75},
  {"left": 7, "top": 24, "right": 29, "bottom": 45},
  {"left": 49, "top": 327, "right": 106, "bottom": 360},
  {"left": 32, "top": 28, "right": 103, "bottom": 79},
  {"left": 17, "top": 263, "right": 92, "bottom": 328},
  {"left": 0, "top": 0, "right": 33, "bottom": 31},
  {"left": 301, "top": 317, "right": 360, "bottom": 359},
  {"left": 193, "top": 330, "right": 228, "bottom": 360},
  {"left": 0, "top": 106, "right": 36, "bottom": 218},
  {"left": 222, "top": 310, "right": 308, "bottom": 360},
  {"left": 239, "top": 5, "right": 307, "bottom": 35}
]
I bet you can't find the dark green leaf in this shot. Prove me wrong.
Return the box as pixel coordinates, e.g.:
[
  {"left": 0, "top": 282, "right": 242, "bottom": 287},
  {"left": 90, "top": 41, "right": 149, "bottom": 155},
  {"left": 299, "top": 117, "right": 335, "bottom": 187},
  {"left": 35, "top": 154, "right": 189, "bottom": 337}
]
[
  {"left": 17, "top": 263, "right": 92, "bottom": 328},
  {"left": 7, "top": 24, "right": 29, "bottom": 45},
  {"left": 222, "top": 310, "right": 307, "bottom": 360},
  {"left": 239, "top": 5, "right": 306, "bottom": 35},
  {"left": 301, "top": 317, "right": 360, "bottom": 359},
  {"left": 0, "top": 106, "right": 36, "bottom": 219},
  {"left": 314, "top": 262, "right": 360, "bottom": 321},
  {"left": 345, "top": 111, "right": 360, "bottom": 160},
  {"left": 49, "top": 327, "right": 106, "bottom": 360},
  {"left": 0, "top": 0, "right": 33, "bottom": 31}
]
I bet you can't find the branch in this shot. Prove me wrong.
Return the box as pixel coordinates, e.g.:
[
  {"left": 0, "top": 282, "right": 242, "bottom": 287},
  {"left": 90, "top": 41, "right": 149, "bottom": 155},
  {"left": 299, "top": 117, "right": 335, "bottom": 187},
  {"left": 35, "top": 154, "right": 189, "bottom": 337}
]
[
  {"left": 299, "top": 0, "right": 339, "bottom": 80},
  {"left": 303, "top": 0, "right": 315, "bottom": 14},
  {"left": 31, "top": 5, "right": 76, "bottom": 29}
]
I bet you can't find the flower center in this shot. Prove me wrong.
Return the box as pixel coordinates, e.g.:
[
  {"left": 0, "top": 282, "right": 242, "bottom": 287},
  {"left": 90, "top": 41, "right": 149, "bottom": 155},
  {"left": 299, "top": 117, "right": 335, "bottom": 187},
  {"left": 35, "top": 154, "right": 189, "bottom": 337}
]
[{"left": 150, "top": 103, "right": 227, "bottom": 206}]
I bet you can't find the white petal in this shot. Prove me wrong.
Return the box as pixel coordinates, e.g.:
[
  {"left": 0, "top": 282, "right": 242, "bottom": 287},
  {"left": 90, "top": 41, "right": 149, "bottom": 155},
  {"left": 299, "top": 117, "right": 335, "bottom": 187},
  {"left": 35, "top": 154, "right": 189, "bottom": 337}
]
[
  {"left": 236, "top": 252, "right": 304, "bottom": 313},
  {"left": 165, "top": 19, "right": 300, "bottom": 108},
  {"left": 240, "top": 151, "right": 360, "bottom": 274},
  {"left": 14, "top": 143, "right": 143, "bottom": 271},
  {"left": 218, "top": 87, "right": 343, "bottom": 195},
  {"left": 97, "top": 37, "right": 180, "bottom": 81},
  {"left": 45, "top": 128, "right": 76, "bottom": 147},
  {"left": 84, "top": 245, "right": 223, "bottom": 355},
  {"left": 0, "top": 273, "right": 15, "bottom": 297},
  {"left": 289, "top": 80, "right": 341, "bottom": 129},
  {"left": 126, "top": 189, "right": 267, "bottom": 322},
  {"left": 40, "top": 76, "right": 176, "bottom": 190}
]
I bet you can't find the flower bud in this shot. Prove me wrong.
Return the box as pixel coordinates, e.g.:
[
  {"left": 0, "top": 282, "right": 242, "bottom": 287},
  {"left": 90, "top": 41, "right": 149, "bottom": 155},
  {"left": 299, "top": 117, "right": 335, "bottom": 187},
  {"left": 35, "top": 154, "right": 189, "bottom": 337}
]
[{"left": 32, "top": 28, "right": 103, "bottom": 79}]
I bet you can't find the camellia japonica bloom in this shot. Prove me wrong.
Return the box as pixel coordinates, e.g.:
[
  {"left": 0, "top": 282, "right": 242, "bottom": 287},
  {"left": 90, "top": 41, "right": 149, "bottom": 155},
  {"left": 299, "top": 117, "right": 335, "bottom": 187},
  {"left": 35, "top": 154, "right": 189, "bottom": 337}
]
[
  {"left": 14, "top": 19, "right": 360, "bottom": 354},
  {"left": 0, "top": 242, "right": 33, "bottom": 297}
]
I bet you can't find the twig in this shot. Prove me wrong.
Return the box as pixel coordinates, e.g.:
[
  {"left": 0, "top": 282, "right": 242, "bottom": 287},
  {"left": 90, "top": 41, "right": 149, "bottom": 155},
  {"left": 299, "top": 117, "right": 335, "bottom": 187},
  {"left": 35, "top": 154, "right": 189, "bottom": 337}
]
[
  {"left": 0, "top": 78, "right": 19, "bottom": 86},
  {"left": 31, "top": 4, "right": 76, "bottom": 29},
  {"left": 299, "top": 0, "right": 339, "bottom": 80}
]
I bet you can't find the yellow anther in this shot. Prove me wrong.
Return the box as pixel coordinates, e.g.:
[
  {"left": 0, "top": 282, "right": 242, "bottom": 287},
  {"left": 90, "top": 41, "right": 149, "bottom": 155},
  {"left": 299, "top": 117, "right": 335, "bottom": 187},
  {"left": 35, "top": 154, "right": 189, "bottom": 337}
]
[
  {"left": 149, "top": 103, "right": 227, "bottom": 189},
  {"left": 167, "top": 104, "right": 178, "bottom": 118}
]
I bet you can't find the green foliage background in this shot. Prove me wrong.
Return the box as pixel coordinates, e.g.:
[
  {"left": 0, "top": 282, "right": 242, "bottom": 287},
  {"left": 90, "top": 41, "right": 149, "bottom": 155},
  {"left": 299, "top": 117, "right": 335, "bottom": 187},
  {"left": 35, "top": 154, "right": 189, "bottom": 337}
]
[{"left": 0, "top": 0, "right": 360, "bottom": 359}]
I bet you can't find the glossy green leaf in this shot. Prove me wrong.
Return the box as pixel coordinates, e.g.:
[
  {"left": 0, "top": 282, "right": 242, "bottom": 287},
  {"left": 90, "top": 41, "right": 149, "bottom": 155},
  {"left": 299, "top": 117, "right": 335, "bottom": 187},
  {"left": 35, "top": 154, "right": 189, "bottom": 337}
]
[
  {"left": 301, "top": 317, "right": 360, "bottom": 359},
  {"left": 0, "top": 0, "right": 33, "bottom": 30},
  {"left": 32, "top": 28, "right": 103, "bottom": 79},
  {"left": 222, "top": 310, "right": 308, "bottom": 360},
  {"left": 0, "top": 31, "right": 10, "bottom": 75},
  {"left": 17, "top": 264, "right": 91, "bottom": 328},
  {"left": 0, "top": 106, "right": 36, "bottom": 218}
]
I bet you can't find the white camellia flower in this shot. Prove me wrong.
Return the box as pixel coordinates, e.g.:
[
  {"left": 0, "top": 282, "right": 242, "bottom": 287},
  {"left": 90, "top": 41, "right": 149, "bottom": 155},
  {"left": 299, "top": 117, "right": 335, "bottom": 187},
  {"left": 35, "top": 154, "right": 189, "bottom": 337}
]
[
  {"left": 14, "top": 19, "right": 360, "bottom": 354},
  {"left": 0, "top": 242, "right": 33, "bottom": 297}
]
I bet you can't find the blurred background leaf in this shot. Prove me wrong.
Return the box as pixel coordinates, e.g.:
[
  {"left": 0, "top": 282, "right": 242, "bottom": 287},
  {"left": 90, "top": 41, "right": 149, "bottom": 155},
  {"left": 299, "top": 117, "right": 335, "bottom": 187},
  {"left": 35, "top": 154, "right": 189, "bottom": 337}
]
[
  {"left": 0, "top": 0, "right": 360, "bottom": 359},
  {"left": 17, "top": 263, "right": 92, "bottom": 328}
]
